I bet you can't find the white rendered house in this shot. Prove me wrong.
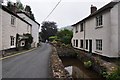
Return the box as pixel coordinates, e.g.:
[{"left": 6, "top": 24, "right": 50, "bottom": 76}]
[
  {"left": 72, "top": 1, "right": 120, "bottom": 58},
  {"left": 0, "top": 6, "right": 32, "bottom": 51},
  {"left": 17, "top": 12, "right": 40, "bottom": 47}
]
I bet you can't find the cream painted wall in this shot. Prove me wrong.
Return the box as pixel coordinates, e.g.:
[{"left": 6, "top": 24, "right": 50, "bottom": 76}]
[
  {"left": 0, "top": 7, "right": 2, "bottom": 51},
  {"left": 110, "top": 3, "right": 119, "bottom": 57},
  {"left": 17, "top": 19, "right": 31, "bottom": 35},
  {"left": 17, "top": 13, "right": 39, "bottom": 47},
  {"left": 2, "top": 10, "right": 31, "bottom": 50},
  {"left": 72, "top": 2, "right": 120, "bottom": 57},
  {"left": 2, "top": 10, "right": 17, "bottom": 50}
]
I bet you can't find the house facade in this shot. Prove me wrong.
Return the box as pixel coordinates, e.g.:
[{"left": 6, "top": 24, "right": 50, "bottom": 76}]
[
  {"left": 0, "top": 4, "right": 2, "bottom": 53},
  {"left": 17, "top": 12, "right": 40, "bottom": 47},
  {"left": 72, "top": 1, "right": 120, "bottom": 58},
  {"left": 0, "top": 6, "right": 32, "bottom": 51}
]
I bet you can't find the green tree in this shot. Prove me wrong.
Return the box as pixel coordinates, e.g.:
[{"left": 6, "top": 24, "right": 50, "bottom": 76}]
[
  {"left": 57, "top": 29, "right": 73, "bottom": 44},
  {"left": 41, "top": 21, "right": 58, "bottom": 42},
  {"left": 25, "top": 5, "right": 35, "bottom": 20},
  {"left": 7, "top": 0, "right": 24, "bottom": 12},
  {"left": 16, "top": 0, "right": 24, "bottom": 11}
]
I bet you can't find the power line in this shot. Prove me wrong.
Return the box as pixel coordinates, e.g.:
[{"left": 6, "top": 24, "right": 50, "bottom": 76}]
[{"left": 43, "top": 0, "right": 61, "bottom": 21}]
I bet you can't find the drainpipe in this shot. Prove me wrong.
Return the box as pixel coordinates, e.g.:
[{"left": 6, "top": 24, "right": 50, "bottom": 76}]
[
  {"left": 83, "top": 21, "right": 86, "bottom": 51},
  {"left": 0, "top": 2, "right": 2, "bottom": 80}
]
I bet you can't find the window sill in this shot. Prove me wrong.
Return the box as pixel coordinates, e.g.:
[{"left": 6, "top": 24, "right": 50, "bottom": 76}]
[
  {"left": 95, "top": 25, "right": 103, "bottom": 29},
  {"left": 11, "top": 25, "right": 15, "bottom": 27},
  {"left": 10, "top": 46, "right": 15, "bottom": 48},
  {"left": 80, "top": 31, "right": 84, "bottom": 32},
  {"left": 95, "top": 50, "right": 102, "bottom": 54}
]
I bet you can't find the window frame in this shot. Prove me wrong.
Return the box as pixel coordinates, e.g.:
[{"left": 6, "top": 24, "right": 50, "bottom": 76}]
[
  {"left": 85, "top": 40, "right": 88, "bottom": 49},
  {"left": 73, "top": 40, "right": 75, "bottom": 46},
  {"left": 11, "top": 15, "right": 16, "bottom": 26},
  {"left": 75, "top": 26, "right": 78, "bottom": 33},
  {"left": 96, "top": 15, "right": 103, "bottom": 28},
  {"left": 96, "top": 39, "right": 102, "bottom": 51},
  {"left": 80, "top": 40, "right": 84, "bottom": 48},
  {"left": 76, "top": 40, "right": 78, "bottom": 47},
  {"left": 10, "top": 36, "right": 15, "bottom": 46},
  {"left": 80, "top": 23, "right": 84, "bottom": 32}
]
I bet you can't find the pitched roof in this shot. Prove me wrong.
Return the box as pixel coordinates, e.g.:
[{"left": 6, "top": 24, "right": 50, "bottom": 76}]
[
  {"left": 17, "top": 11, "right": 40, "bottom": 26},
  {"left": 2, "top": 5, "right": 32, "bottom": 26},
  {"left": 72, "top": 2, "right": 118, "bottom": 26}
]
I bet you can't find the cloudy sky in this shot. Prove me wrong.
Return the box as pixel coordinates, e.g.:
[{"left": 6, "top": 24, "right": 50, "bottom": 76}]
[{"left": 4, "top": 0, "right": 112, "bottom": 28}]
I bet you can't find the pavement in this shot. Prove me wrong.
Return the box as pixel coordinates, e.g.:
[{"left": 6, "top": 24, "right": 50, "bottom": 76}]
[{"left": 2, "top": 43, "right": 52, "bottom": 78}]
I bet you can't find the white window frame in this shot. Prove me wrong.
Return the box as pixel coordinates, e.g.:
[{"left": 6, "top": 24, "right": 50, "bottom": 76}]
[
  {"left": 75, "top": 26, "right": 78, "bottom": 33},
  {"left": 10, "top": 36, "right": 15, "bottom": 47},
  {"left": 85, "top": 40, "right": 88, "bottom": 49},
  {"left": 96, "top": 39, "right": 102, "bottom": 51},
  {"left": 96, "top": 15, "right": 103, "bottom": 28},
  {"left": 80, "top": 23, "right": 84, "bottom": 32},
  {"left": 73, "top": 40, "right": 75, "bottom": 46},
  {"left": 11, "top": 15, "right": 16, "bottom": 26},
  {"left": 80, "top": 40, "right": 84, "bottom": 48},
  {"left": 76, "top": 39, "right": 78, "bottom": 47}
]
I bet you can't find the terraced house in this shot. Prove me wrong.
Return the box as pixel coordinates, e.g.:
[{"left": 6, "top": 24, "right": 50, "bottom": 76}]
[
  {"left": 72, "top": 1, "right": 120, "bottom": 58},
  {"left": 0, "top": 5, "right": 32, "bottom": 53},
  {"left": 17, "top": 11, "right": 40, "bottom": 47}
]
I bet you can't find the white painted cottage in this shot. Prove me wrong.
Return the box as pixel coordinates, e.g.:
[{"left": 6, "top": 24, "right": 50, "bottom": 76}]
[
  {"left": 0, "top": 5, "right": 32, "bottom": 51},
  {"left": 72, "top": 1, "right": 120, "bottom": 58},
  {"left": 17, "top": 12, "right": 40, "bottom": 47},
  {"left": 0, "top": 3, "right": 2, "bottom": 53}
]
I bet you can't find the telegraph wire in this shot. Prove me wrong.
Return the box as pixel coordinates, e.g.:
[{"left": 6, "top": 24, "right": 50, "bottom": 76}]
[{"left": 43, "top": 0, "right": 62, "bottom": 21}]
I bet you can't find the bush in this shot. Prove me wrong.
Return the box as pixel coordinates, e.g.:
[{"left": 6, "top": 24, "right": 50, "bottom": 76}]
[
  {"left": 106, "top": 67, "right": 120, "bottom": 80},
  {"left": 49, "top": 36, "right": 57, "bottom": 42},
  {"left": 23, "top": 33, "right": 33, "bottom": 49},
  {"left": 84, "top": 60, "right": 92, "bottom": 68},
  {"left": 51, "top": 40, "right": 57, "bottom": 44}
]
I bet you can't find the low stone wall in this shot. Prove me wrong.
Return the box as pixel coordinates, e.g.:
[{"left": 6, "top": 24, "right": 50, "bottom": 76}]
[{"left": 49, "top": 46, "right": 70, "bottom": 79}]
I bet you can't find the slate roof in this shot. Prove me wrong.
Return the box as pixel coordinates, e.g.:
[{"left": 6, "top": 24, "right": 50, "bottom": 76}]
[
  {"left": 17, "top": 11, "right": 40, "bottom": 26},
  {"left": 72, "top": 2, "right": 118, "bottom": 26},
  {"left": 2, "top": 5, "right": 32, "bottom": 26}
]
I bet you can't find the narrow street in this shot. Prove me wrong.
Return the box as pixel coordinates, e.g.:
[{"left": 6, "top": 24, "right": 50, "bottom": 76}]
[{"left": 2, "top": 43, "right": 52, "bottom": 78}]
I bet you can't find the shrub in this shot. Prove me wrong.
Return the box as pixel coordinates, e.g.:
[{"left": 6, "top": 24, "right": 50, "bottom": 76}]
[
  {"left": 51, "top": 40, "right": 57, "bottom": 44},
  {"left": 106, "top": 67, "right": 120, "bottom": 80},
  {"left": 84, "top": 60, "right": 92, "bottom": 68},
  {"left": 49, "top": 36, "right": 57, "bottom": 42},
  {"left": 23, "top": 33, "right": 33, "bottom": 49}
]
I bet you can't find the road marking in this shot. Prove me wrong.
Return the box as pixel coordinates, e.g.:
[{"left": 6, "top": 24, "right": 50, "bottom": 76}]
[{"left": 0, "top": 48, "right": 36, "bottom": 60}]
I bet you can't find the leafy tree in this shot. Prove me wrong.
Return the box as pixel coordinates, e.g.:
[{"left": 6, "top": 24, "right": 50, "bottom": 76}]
[
  {"left": 25, "top": 5, "right": 32, "bottom": 14},
  {"left": 25, "top": 5, "right": 35, "bottom": 20},
  {"left": 16, "top": 0, "right": 24, "bottom": 11},
  {"left": 41, "top": 21, "right": 58, "bottom": 42},
  {"left": 7, "top": 0, "right": 24, "bottom": 12},
  {"left": 57, "top": 29, "right": 73, "bottom": 44}
]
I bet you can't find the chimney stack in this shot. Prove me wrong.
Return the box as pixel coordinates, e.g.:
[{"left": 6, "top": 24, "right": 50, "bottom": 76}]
[
  {"left": 12, "top": 3, "right": 17, "bottom": 14},
  {"left": 91, "top": 5, "right": 97, "bottom": 14}
]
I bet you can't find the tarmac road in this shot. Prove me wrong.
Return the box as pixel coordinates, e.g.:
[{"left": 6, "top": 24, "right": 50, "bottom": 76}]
[{"left": 2, "top": 43, "right": 52, "bottom": 78}]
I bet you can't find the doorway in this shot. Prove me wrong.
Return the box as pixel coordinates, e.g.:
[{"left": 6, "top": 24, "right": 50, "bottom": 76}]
[{"left": 89, "top": 40, "right": 92, "bottom": 53}]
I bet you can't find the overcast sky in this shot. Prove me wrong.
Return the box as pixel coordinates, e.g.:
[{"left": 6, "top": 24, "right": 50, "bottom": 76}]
[{"left": 5, "top": 0, "right": 112, "bottom": 28}]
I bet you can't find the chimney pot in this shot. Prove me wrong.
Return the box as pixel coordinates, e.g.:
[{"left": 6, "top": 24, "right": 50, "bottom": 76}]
[{"left": 91, "top": 5, "right": 97, "bottom": 14}]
